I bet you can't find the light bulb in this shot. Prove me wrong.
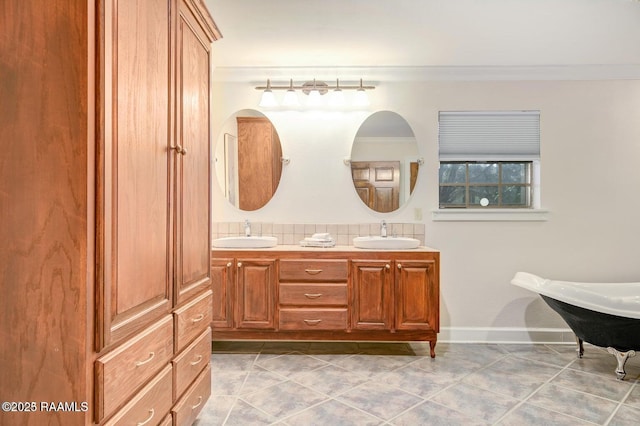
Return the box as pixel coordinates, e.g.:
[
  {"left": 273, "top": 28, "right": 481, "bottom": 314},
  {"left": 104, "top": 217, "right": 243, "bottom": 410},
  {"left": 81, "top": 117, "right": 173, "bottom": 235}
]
[
  {"left": 259, "top": 89, "right": 277, "bottom": 107},
  {"left": 329, "top": 89, "right": 345, "bottom": 107},
  {"left": 353, "top": 88, "right": 369, "bottom": 107},
  {"left": 307, "top": 89, "right": 322, "bottom": 107},
  {"left": 282, "top": 89, "right": 299, "bottom": 107}
]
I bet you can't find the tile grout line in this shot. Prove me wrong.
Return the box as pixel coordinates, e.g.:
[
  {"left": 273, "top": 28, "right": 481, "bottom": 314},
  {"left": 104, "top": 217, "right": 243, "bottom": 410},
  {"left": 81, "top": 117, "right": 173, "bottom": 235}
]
[
  {"left": 491, "top": 353, "right": 575, "bottom": 425},
  {"left": 382, "top": 351, "right": 514, "bottom": 424},
  {"left": 220, "top": 351, "right": 262, "bottom": 426},
  {"left": 602, "top": 378, "right": 639, "bottom": 426}
]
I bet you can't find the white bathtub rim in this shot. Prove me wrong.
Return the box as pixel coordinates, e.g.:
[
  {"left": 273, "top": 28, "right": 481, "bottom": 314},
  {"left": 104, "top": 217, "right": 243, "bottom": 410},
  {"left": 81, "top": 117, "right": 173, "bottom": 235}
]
[{"left": 511, "top": 272, "right": 640, "bottom": 320}]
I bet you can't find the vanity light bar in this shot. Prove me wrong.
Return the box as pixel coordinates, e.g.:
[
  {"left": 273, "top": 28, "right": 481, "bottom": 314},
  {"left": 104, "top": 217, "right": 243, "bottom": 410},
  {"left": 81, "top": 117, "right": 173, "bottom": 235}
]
[
  {"left": 255, "top": 78, "right": 375, "bottom": 92},
  {"left": 257, "top": 78, "right": 374, "bottom": 108}
]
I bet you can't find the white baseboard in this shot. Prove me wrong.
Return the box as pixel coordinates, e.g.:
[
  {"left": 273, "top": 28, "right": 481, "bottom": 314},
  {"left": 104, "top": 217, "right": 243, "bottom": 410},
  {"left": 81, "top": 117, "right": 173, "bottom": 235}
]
[{"left": 439, "top": 327, "right": 576, "bottom": 344}]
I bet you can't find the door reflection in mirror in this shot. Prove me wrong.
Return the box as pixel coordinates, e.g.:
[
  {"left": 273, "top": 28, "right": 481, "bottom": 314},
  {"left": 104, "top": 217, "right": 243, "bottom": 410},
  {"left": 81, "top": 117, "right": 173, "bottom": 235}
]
[{"left": 214, "top": 109, "right": 283, "bottom": 211}]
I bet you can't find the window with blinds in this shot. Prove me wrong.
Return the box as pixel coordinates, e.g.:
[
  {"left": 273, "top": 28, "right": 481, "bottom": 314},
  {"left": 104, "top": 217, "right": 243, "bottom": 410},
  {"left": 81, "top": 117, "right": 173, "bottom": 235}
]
[{"left": 438, "top": 111, "right": 540, "bottom": 208}]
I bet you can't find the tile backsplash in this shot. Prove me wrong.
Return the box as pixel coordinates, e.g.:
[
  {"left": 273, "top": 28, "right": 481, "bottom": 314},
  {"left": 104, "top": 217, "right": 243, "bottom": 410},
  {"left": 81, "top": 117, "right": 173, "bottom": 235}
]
[{"left": 212, "top": 222, "right": 426, "bottom": 246}]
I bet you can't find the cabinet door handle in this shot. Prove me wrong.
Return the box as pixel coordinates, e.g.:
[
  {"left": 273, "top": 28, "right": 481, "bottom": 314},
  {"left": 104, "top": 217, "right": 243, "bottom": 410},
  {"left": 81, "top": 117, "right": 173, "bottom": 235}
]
[
  {"left": 136, "top": 409, "right": 155, "bottom": 426},
  {"left": 304, "top": 269, "right": 323, "bottom": 275},
  {"left": 170, "top": 144, "right": 185, "bottom": 155},
  {"left": 134, "top": 352, "right": 155, "bottom": 367},
  {"left": 385, "top": 264, "right": 390, "bottom": 270},
  {"left": 191, "top": 396, "right": 203, "bottom": 410},
  {"left": 191, "top": 313, "right": 205, "bottom": 323},
  {"left": 190, "top": 354, "right": 203, "bottom": 366},
  {"left": 397, "top": 263, "right": 402, "bottom": 269},
  {"left": 237, "top": 262, "right": 242, "bottom": 267},
  {"left": 226, "top": 262, "right": 232, "bottom": 267},
  {"left": 304, "top": 293, "right": 323, "bottom": 299},
  {"left": 303, "top": 319, "right": 322, "bottom": 326}
]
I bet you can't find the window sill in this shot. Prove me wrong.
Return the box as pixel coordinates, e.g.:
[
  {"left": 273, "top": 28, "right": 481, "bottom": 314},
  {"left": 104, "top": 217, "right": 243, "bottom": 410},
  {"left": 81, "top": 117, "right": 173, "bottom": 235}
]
[{"left": 431, "top": 208, "right": 549, "bottom": 222}]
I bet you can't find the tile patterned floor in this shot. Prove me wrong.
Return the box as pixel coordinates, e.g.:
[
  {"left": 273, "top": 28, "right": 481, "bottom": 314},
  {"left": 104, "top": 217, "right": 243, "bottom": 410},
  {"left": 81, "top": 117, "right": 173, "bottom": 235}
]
[{"left": 195, "top": 341, "right": 640, "bottom": 425}]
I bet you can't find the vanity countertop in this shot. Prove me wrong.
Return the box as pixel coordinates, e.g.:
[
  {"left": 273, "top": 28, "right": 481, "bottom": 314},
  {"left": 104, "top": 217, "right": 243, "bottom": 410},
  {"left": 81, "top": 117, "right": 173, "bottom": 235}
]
[{"left": 211, "top": 244, "right": 439, "bottom": 253}]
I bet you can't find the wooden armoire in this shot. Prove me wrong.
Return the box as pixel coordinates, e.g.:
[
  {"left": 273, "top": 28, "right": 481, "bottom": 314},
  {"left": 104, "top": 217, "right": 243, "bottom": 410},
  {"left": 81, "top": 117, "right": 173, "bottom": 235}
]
[{"left": 0, "top": 0, "right": 220, "bottom": 424}]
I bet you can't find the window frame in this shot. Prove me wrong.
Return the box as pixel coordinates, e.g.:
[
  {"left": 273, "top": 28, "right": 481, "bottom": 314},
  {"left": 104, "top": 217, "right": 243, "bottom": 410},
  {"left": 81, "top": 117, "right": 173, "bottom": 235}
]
[{"left": 439, "top": 161, "right": 533, "bottom": 209}]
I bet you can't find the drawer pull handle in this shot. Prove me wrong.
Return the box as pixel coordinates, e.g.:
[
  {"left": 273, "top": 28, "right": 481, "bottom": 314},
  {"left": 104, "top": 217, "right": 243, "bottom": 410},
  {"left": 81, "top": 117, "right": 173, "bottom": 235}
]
[
  {"left": 304, "top": 269, "right": 323, "bottom": 275},
  {"left": 190, "top": 354, "right": 203, "bottom": 366},
  {"left": 304, "top": 293, "right": 323, "bottom": 299},
  {"left": 135, "top": 352, "right": 155, "bottom": 367},
  {"left": 191, "top": 314, "right": 205, "bottom": 323},
  {"left": 191, "top": 396, "right": 203, "bottom": 410},
  {"left": 303, "top": 319, "right": 322, "bottom": 326},
  {"left": 136, "top": 409, "right": 155, "bottom": 426}
]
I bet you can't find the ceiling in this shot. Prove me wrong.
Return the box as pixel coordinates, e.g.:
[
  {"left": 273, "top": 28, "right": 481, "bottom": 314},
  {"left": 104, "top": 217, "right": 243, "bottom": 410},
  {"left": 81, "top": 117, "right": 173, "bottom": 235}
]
[{"left": 205, "top": 0, "right": 640, "bottom": 76}]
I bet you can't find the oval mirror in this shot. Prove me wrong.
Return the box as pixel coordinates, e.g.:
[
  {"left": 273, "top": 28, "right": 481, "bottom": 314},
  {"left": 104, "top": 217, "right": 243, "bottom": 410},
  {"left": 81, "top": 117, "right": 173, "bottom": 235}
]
[
  {"left": 214, "top": 109, "right": 283, "bottom": 211},
  {"left": 350, "top": 111, "right": 420, "bottom": 213}
]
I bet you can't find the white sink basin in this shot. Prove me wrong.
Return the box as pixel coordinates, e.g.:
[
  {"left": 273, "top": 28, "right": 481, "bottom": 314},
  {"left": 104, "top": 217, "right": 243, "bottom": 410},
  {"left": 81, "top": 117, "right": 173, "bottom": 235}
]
[
  {"left": 213, "top": 236, "right": 278, "bottom": 248},
  {"left": 353, "top": 236, "right": 420, "bottom": 250}
]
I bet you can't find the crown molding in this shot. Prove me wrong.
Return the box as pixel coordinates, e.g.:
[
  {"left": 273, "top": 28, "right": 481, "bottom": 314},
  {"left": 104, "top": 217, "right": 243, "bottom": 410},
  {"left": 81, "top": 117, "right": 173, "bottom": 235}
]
[{"left": 212, "top": 64, "right": 640, "bottom": 83}]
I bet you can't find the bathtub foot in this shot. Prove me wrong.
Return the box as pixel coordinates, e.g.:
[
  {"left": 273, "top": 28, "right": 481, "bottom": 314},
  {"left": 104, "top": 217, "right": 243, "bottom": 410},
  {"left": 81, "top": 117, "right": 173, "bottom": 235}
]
[
  {"left": 576, "top": 337, "right": 584, "bottom": 358},
  {"left": 607, "top": 347, "right": 636, "bottom": 380}
]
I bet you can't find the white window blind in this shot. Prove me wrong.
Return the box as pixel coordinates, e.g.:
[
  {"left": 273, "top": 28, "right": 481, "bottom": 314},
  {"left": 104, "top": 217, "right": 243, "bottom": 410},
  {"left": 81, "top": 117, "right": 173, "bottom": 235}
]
[{"left": 438, "top": 111, "right": 540, "bottom": 161}]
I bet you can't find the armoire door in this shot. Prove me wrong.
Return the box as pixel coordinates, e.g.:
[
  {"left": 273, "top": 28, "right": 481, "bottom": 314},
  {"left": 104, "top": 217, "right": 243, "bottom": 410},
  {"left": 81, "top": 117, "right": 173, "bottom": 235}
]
[
  {"left": 97, "top": 0, "right": 173, "bottom": 349},
  {"left": 174, "top": 0, "right": 212, "bottom": 305}
]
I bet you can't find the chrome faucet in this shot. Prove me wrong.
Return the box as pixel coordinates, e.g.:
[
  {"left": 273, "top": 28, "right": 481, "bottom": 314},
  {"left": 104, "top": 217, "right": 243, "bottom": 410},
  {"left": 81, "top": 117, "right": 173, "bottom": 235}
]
[
  {"left": 244, "top": 219, "right": 251, "bottom": 237},
  {"left": 380, "top": 220, "right": 387, "bottom": 238}
]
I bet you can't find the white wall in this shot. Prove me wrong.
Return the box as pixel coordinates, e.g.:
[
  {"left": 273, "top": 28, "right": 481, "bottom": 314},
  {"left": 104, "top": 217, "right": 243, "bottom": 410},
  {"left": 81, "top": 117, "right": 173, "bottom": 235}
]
[{"left": 211, "top": 77, "right": 640, "bottom": 342}]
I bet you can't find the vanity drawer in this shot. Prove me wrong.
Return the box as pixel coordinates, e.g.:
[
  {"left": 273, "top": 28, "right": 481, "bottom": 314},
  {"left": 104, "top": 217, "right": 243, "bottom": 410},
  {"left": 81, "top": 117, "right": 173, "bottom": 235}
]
[
  {"left": 279, "top": 283, "right": 347, "bottom": 306},
  {"left": 173, "top": 327, "right": 212, "bottom": 398},
  {"left": 174, "top": 290, "right": 212, "bottom": 351},
  {"left": 103, "top": 364, "right": 172, "bottom": 426},
  {"left": 279, "top": 259, "right": 348, "bottom": 282},
  {"left": 95, "top": 315, "right": 174, "bottom": 422},
  {"left": 279, "top": 308, "right": 348, "bottom": 330},
  {"left": 172, "top": 364, "right": 211, "bottom": 426}
]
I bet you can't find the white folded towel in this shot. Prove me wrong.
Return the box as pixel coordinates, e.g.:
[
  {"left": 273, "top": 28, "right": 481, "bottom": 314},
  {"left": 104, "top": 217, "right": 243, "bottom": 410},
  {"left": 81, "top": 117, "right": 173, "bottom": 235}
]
[
  {"left": 300, "top": 235, "right": 335, "bottom": 247},
  {"left": 311, "top": 232, "right": 332, "bottom": 240},
  {"left": 304, "top": 237, "right": 333, "bottom": 242}
]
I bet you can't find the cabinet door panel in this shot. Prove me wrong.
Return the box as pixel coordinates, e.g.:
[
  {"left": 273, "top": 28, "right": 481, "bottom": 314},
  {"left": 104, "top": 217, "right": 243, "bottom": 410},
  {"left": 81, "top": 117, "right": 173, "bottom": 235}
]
[
  {"left": 210, "top": 258, "right": 234, "bottom": 328},
  {"left": 175, "top": 2, "right": 212, "bottom": 305},
  {"left": 98, "top": 0, "right": 172, "bottom": 349},
  {"left": 351, "top": 261, "right": 392, "bottom": 330},
  {"left": 395, "top": 260, "right": 437, "bottom": 330},
  {"left": 236, "top": 259, "right": 276, "bottom": 329}
]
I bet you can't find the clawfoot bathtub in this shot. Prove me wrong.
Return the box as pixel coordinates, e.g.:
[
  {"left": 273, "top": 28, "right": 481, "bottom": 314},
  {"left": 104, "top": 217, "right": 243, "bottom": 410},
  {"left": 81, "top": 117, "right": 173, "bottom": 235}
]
[{"left": 511, "top": 272, "right": 640, "bottom": 380}]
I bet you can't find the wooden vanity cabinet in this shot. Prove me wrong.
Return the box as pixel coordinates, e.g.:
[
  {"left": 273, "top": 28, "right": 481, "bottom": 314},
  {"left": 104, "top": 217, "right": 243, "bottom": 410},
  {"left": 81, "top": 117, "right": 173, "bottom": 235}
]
[
  {"left": 351, "top": 260, "right": 393, "bottom": 330},
  {"left": 1, "top": 1, "right": 219, "bottom": 424},
  {"left": 210, "top": 258, "right": 235, "bottom": 328},
  {"left": 279, "top": 260, "right": 349, "bottom": 331},
  {"left": 211, "top": 257, "right": 278, "bottom": 329},
  {"left": 395, "top": 260, "right": 439, "bottom": 332},
  {"left": 211, "top": 249, "right": 439, "bottom": 355}
]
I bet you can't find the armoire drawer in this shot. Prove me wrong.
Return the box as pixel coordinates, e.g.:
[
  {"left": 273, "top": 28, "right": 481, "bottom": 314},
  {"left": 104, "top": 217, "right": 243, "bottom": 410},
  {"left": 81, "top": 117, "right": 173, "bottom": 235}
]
[
  {"left": 95, "top": 315, "right": 174, "bottom": 422},
  {"left": 279, "top": 308, "right": 348, "bottom": 330},
  {"left": 174, "top": 290, "right": 212, "bottom": 351},
  {"left": 279, "top": 259, "right": 348, "bottom": 282},
  {"left": 173, "top": 327, "right": 212, "bottom": 398},
  {"left": 279, "top": 283, "right": 348, "bottom": 306},
  {"left": 172, "top": 364, "right": 211, "bottom": 426},
  {"left": 103, "top": 364, "right": 173, "bottom": 426}
]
